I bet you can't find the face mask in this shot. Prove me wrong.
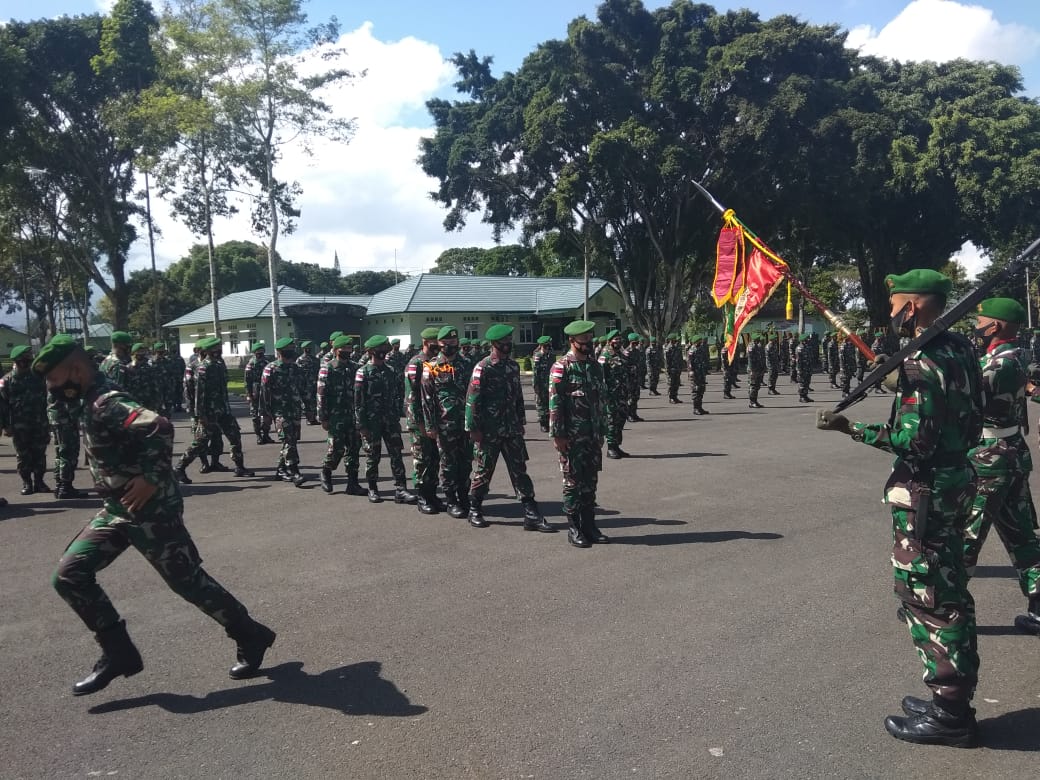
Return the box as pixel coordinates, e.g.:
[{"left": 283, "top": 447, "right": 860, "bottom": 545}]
[
  {"left": 973, "top": 324, "right": 997, "bottom": 349},
  {"left": 373, "top": 351, "right": 388, "bottom": 361},
  {"left": 891, "top": 302, "right": 916, "bottom": 337},
  {"left": 440, "top": 344, "right": 458, "bottom": 356},
  {"left": 426, "top": 344, "right": 440, "bottom": 357},
  {"left": 495, "top": 342, "right": 513, "bottom": 355},
  {"left": 572, "top": 340, "right": 592, "bottom": 355},
  {"left": 55, "top": 379, "right": 83, "bottom": 400},
  {"left": 281, "top": 350, "right": 296, "bottom": 361},
  {"left": 336, "top": 350, "right": 350, "bottom": 361}
]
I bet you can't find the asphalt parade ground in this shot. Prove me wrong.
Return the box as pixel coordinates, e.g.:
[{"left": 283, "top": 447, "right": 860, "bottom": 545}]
[{"left": 1, "top": 374, "right": 1039, "bottom": 779}]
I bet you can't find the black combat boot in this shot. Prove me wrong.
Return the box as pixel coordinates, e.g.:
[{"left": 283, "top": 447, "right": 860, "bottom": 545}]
[
  {"left": 233, "top": 460, "right": 254, "bottom": 478},
  {"left": 768, "top": 387, "right": 780, "bottom": 395},
  {"left": 607, "top": 446, "right": 623, "bottom": 460},
  {"left": 1014, "top": 596, "right": 1040, "bottom": 635},
  {"left": 19, "top": 470, "right": 33, "bottom": 496},
  {"left": 394, "top": 483, "right": 417, "bottom": 504},
  {"left": 33, "top": 472, "right": 51, "bottom": 493},
  {"left": 274, "top": 463, "right": 288, "bottom": 482},
  {"left": 225, "top": 616, "right": 277, "bottom": 680},
  {"left": 749, "top": 399, "right": 764, "bottom": 409},
  {"left": 539, "top": 421, "right": 550, "bottom": 433},
  {"left": 55, "top": 480, "right": 88, "bottom": 499},
  {"left": 253, "top": 420, "right": 264, "bottom": 445},
  {"left": 345, "top": 470, "right": 367, "bottom": 496},
  {"left": 175, "top": 462, "right": 193, "bottom": 485},
  {"left": 884, "top": 696, "right": 979, "bottom": 748},
  {"left": 72, "top": 619, "right": 144, "bottom": 696},
  {"left": 722, "top": 390, "right": 735, "bottom": 400},
  {"left": 320, "top": 467, "right": 334, "bottom": 494},
  {"left": 289, "top": 467, "right": 306, "bottom": 487},
  {"left": 416, "top": 488, "right": 439, "bottom": 515},
  {"left": 261, "top": 432, "right": 276, "bottom": 445},
  {"left": 692, "top": 403, "right": 707, "bottom": 416},
  {"left": 522, "top": 499, "right": 556, "bottom": 532},
  {"left": 630, "top": 412, "right": 644, "bottom": 422},
  {"left": 445, "top": 489, "right": 467, "bottom": 519},
  {"left": 208, "top": 458, "right": 231, "bottom": 473},
  {"left": 468, "top": 495, "right": 489, "bottom": 528},
  {"left": 582, "top": 506, "right": 610, "bottom": 544},
  {"left": 567, "top": 512, "right": 591, "bottom": 548},
  {"left": 368, "top": 480, "right": 382, "bottom": 503}
]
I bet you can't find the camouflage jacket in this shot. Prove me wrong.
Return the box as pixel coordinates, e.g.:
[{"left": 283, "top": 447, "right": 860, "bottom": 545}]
[
  {"left": 404, "top": 352, "right": 430, "bottom": 433},
  {"left": 852, "top": 332, "right": 983, "bottom": 467},
  {"left": 765, "top": 341, "right": 780, "bottom": 371},
  {"left": 0, "top": 368, "right": 48, "bottom": 431},
  {"left": 826, "top": 340, "right": 839, "bottom": 368},
  {"left": 748, "top": 342, "right": 766, "bottom": 373},
  {"left": 421, "top": 354, "right": 469, "bottom": 433},
  {"left": 664, "top": 343, "right": 683, "bottom": 372},
  {"left": 598, "top": 347, "right": 628, "bottom": 400},
  {"left": 261, "top": 359, "right": 305, "bottom": 419},
  {"left": 532, "top": 348, "right": 553, "bottom": 394},
  {"left": 549, "top": 351, "right": 607, "bottom": 440},
  {"left": 194, "top": 357, "right": 233, "bottom": 418},
  {"left": 645, "top": 345, "right": 662, "bottom": 371},
  {"left": 355, "top": 361, "right": 398, "bottom": 432},
  {"left": 297, "top": 353, "right": 320, "bottom": 384},
  {"left": 47, "top": 391, "right": 83, "bottom": 429},
  {"left": 126, "top": 359, "right": 161, "bottom": 410},
  {"left": 244, "top": 354, "right": 269, "bottom": 400},
  {"left": 465, "top": 355, "right": 526, "bottom": 437},
  {"left": 839, "top": 341, "right": 858, "bottom": 375},
  {"left": 796, "top": 343, "right": 813, "bottom": 374},
  {"left": 183, "top": 359, "right": 199, "bottom": 417},
  {"left": 973, "top": 341, "right": 1030, "bottom": 474},
  {"left": 99, "top": 353, "right": 130, "bottom": 387},
  {"left": 316, "top": 356, "right": 356, "bottom": 426}
]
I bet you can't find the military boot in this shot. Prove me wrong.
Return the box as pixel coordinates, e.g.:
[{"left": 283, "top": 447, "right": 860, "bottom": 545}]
[
  {"left": 582, "top": 506, "right": 610, "bottom": 544},
  {"left": 884, "top": 697, "right": 979, "bottom": 748},
  {"left": 607, "top": 446, "right": 623, "bottom": 460},
  {"left": 1014, "top": 596, "right": 1040, "bottom": 635},
  {"left": 274, "top": 463, "right": 288, "bottom": 482},
  {"left": 225, "top": 616, "right": 277, "bottom": 680},
  {"left": 55, "top": 480, "right": 88, "bottom": 499},
  {"left": 252, "top": 419, "right": 264, "bottom": 445},
  {"left": 768, "top": 386, "right": 780, "bottom": 395},
  {"left": 33, "top": 472, "right": 51, "bottom": 493},
  {"left": 261, "top": 432, "right": 276, "bottom": 445},
  {"left": 72, "top": 619, "right": 144, "bottom": 696},
  {"left": 208, "top": 458, "right": 231, "bottom": 473},
  {"left": 567, "top": 512, "right": 591, "bottom": 548},
  {"left": 345, "top": 470, "right": 367, "bottom": 496},
  {"left": 467, "top": 495, "right": 489, "bottom": 528},
  {"left": 522, "top": 499, "right": 555, "bottom": 532},
  {"left": 320, "top": 467, "right": 334, "bottom": 494},
  {"left": 445, "top": 489, "right": 467, "bottom": 519},
  {"left": 722, "top": 390, "right": 735, "bottom": 400},
  {"left": 368, "top": 480, "right": 382, "bottom": 503},
  {"left": 174, "top": 459, "right": 193, "bottom": 485},
  {"left": 394, "top": 483, "right": 417, "bottom": 505},
  {"left": 289, "top": 467, "right": 306, "bottom": 488},
  {"left": 19, "top": 470, "right": 33, "bottom": 496},
  {"left": 416, "top": 488, "right": 439, "bottom": 515},
  {"left": 693, "top": 403, "right": 708, "bottom": 416},
  {"left": 233, "top": 460, "right": 254, "bottom": 478},
  {"left": 199, "top": 453, "right": 210, "bottom": 472}
]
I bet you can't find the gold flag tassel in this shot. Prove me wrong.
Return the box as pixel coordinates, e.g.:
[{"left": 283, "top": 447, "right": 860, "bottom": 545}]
[{"left": 785, "top": 280, "right": 794, "bottom": 321}]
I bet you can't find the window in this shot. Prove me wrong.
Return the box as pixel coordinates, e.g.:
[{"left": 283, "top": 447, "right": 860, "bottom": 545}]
[
  {"left": 518, "top": 322, "right": 534, "bottom": 344},
  {"left": 463, "top": 323, "right": 480, "bottom": 341},
  {"left": 227, "top": 325, "right": 240, "bottom": 354},
  {"left": 425, "top": 316, "right": 443, "bottom": 323}
]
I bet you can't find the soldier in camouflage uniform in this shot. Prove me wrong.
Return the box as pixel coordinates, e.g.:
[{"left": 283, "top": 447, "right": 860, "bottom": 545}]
[
  {"left": 150, "top": 342, "right": 172, "bottom": 417},
  {"left": 296, "top": 341, "right": 320, "bottom": 426},
  {"left": 796, "top": 333, "right": 814, "bottom": 403},
  {"left": 405, "top": 328, "right": 443, "bottom": 513},
  {"left": 550, "top": 320, "right": 608, "bottom": 548},
  {"left": 387, "top": 338, "right": 408, "bottom": 418},
  {"left": 168, "top": 347, "right": 186, "bottom": 412},
  {"left": 779, "top": 332, "right": 791, "bottom": 375},
  {"left": 646, "top": 336, "right": 662, "bottom": 395},
  {"left": 422, "top": 326, "right": 473, "bottom": 519},
  {"left": 126, "top": 343, "right": 161, "bottom": 411},
  {"left": 856, "top": 330, "right": 869, "bottom": 382},
  {"left": 821, "top": 332, "right": 831, "bottom": 376},
  {"left": 787, "top": 332, "right": 799, "bottom": 384},
  {"left": 599, "top": 330, "right": 630, "bottom": 459},
  {"left": 664, "top": 333, "right": 683, "bottom": 403},
  {"left": 355, "top": 335, "right": 416, "bottom": 504},
  {"left": 33, "top": 335, "right": 275, "bottom": 696},
  {"left": 464, "top": 323, "right": 552, "bottom": 532},
  {"left": 765, "top": 332, "right": 781, "bottom": 395},
  {"left": 826, "top": 332, "right": 841, "bottom": 388},
  {"left": 175, "top": 337, "right": 254, "bottom": 482},
  {"left": 624, "top": 333, "right": 644, "bottom": 422},
  {"left": 688, "top": 335, "right": 710, "bottom": 415},
  {"left": 261, "top": 337, "right": 307, "bottom": 487},
  {"left": 0, "top": 345, "right": 51, "bottom": 495},
  {"left": 965, "top": 298, "right": 1040, "bottom": 636},
  {"left": 245, "top": 342, "right": 274, "bottom": 445},
  {"left": 838, "top": 332, "right": 858, "bottom": 397},
  {"left": 182, "top": 343, "right": 211, "bottom": 472},
  {"left": 818, "top": 269, "right": 983, "bottom": 747},
  {"left": 531, "top": 335, "right": 554, "bottom": 433},
  {"left": 49, "top": 386, "right": 88, "bottom": 499},
  {"left": 746, "top": 333, "right": 766, "bottom": 408},
  {"left": 99, "top": 331, "right": 133, "bottom": 386},
  {"left": 871, "top": 330, "right": 890, "bottom": 394},
  {"left": 318, "top": 335, "right": 366, "bottom": 497}
]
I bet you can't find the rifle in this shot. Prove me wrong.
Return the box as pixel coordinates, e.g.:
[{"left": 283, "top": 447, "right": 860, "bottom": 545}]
[{"left": 833, "top": 234, "right": 1040, "bottom": 413}]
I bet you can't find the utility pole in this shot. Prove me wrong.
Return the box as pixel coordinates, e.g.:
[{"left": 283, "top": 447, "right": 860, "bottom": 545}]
[{"left": 1027, "top": 265, "right": 1034, "bottom": 329}]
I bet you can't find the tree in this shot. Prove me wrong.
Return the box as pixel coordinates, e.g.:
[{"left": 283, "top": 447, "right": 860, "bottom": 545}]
[
  {"left": 165, "top": 239, "right": 272, "bottom": 304},
  {"left": 340, "top": 270, "right": 400, "bottom": 295}
]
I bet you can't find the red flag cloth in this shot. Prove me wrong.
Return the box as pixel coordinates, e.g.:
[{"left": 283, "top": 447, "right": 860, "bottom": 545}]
[
  {"left": 712, "top": 225, "right": 745, "bottom": 307},
  {"left": 727, "top": 248, "right": 785, "bottom": 361}
]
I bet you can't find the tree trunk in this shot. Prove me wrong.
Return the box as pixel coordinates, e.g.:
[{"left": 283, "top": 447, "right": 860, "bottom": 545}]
[
  {"left": 266, "top": 152, "right": 281, "bottom": 343},
  {"left": 203, "top": 176, "right": 221, "bottom": 340}
]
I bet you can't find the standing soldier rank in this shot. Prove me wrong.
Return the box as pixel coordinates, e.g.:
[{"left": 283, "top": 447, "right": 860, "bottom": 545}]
[
  {"left": 99, "top": 331, "right": 133, "bottom": 386},
  {"left": 796, "top": 333, "right": 814, "bottom": 403},
  {"left": 765, "top": 332, "right": 781, "bottom": 396},
  {"left": 262, "top": 337, "right": 307, "bottom": 487},
  {"left": 0, "top": 345, "right": 51, "bottom": 495},
  {"left": 646, "top": 336, "right": 662, "bottom": 396},
  {"left": 296, "top": 341, "right": 320, "bottom": 426},
  {"left": 746, "top": 332, "right": 766, "bottom": 408},
  {"left": 531, "top": 335, "right": 554, "bottom": 433},
  {"left": 688, "top": 335, "right": 710, "bottom": 415},
  {"left": 245, "top": 342, "right": 274, "bottom": 444},
  {"left": 599, "top": 329, "right": 630, "bottom": 459},
  {"left": 664, "top": 333, "right": 683, "bottom": 403},
  {"left": 407, "top": 327, "right": 443, "bottom": 513},
  {"left": 317, "top": 335, "right": 366, "bottom": 496},
  {"left": 421, "top": 326, "right": 472, "bottom": 519},
  {"left": 624, "top": 332, "right": 644, "bottom": 422},
  {"left": 126, "top": 343, "right": 161, "bottom": 411}
]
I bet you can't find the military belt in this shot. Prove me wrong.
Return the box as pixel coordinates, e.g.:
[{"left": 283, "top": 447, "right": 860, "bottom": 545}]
[{"left": 981, "top": 426, "right": 1020, "bottom": 439}]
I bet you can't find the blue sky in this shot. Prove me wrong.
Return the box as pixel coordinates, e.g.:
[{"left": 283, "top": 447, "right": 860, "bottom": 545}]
[{"left": 3, "top": 0, "right": 1039, "bottom": 291}]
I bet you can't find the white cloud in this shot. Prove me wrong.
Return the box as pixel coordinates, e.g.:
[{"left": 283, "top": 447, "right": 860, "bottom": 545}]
[
  {"left": 951, "top": 240, "right": 988, "bottom": 280},
  {"left": 130, "top": 22, "right": 503, "bottom": 280},
  {"left": 846, "top": 0, "right": 1040, "bottom": 65}
]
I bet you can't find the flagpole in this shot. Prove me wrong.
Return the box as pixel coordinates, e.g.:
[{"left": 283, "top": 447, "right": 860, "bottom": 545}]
[{"left": 691, "top": 178, "right": 875, "bottom": 362}]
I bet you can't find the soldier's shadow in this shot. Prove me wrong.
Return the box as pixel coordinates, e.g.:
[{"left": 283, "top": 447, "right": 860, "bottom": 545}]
[
  {"left": 609, "top": 525, "right": 783, "bottom": 546},
  {"left": 87, "top": 660, "right": 427, "bottom": 718},
  {"left": 980, "top": 707, "right": 1040, "bottom": 751}
]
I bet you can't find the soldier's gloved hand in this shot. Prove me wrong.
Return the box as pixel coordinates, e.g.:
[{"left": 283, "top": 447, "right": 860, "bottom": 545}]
[
  {"left": 869, "top": 354, "right": 899, "bottom": 392},
  {"left": 816, "top": 410, "right": 852, "bottom": 435}
]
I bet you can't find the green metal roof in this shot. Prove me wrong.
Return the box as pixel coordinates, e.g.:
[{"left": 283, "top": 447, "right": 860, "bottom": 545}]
[{"left": 163, "top": 286, "right": 373, "bottom": 328}]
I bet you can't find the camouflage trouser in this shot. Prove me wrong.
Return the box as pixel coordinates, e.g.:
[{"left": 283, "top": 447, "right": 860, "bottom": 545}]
[
  {"left": 361, "top": 424, "right": 407, "bottom": 484},
  {"left": 469, "top": 433, "right": 534, "bottom": 502},
  {"left": 888, "top": 462, "right": 979, "bottom": 702},
  {"left": 534, "top": 387, "right": 550, "bottom": 428},
  {"left": 323, "top": 420, "right": 361, "bottom": 473},
  {"left": 628, "top": 381, "right": 641, "bottom": 416},
  {"left": 248, "top": 396, "right": 271, "bottom": 436},
  {"left": 605, "top": 404, "right": 626, "bottom": 447},
  {"left": 52, "top": 422, "right": 81, "bottom": 482},
  {"left": 767, "top": 368, "right": 779, "bottom": 391},
  {"left": 409, "top": 430, "right": 440, "bottom": 493},
  {"left": 12, "top": 428, "right": 49, "bottom": 475},
  {"left": 747, "top": 369, "right": 764, "bottom": 403},
  {"left": 275, "top": 417, "right": 301, "bottom": 468},
  {"left": 304, "top": 388, "right": 318, "bottom": 423},
  {"left": 964, "top": 448, "right": 1040, "bottom": 598},
  {"left": 667, "top": 371, "right": 681, "bottom": 399},
  {"left": 724, "top": 363, "right": 738, "bottom": 391},
  {"left": 840, "top": 368, "right": 854, "bottom": 395},
  {"left": 649, "top": 366, "right": 660, "bottom": 392},
  {"left": 182, "top": 419, "right": 224, "bottom": 465},
  {"left": 790, "top": 362, "right": 798, "bottom": 383},
  {"left": 436, "top": 428, "right": 471, "bottom": 497},
  {"left": 559, "top": 438, "right": 602, "bottom": 515},
  {"left": 829, "top": 367, "right": 839, "bottom": 386},
  {"left": 690, "top": 372, "right": 706, "bottom": 405},
  {"left": 798, "top": 369, "right": 812, "bottom": 397},
  {"left": 52, "top": 494, "right": 247, "bottom": 633}
]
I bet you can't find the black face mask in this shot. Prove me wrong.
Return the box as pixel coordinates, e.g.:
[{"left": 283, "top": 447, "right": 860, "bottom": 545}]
[
  {"left": 281, "top": 350, "right": 297, "bottom": 361},
  {"left": 55, "top": 379, "right": 83, "bottom": 400},
  {"left": 426, "top": 344, "right": 440, "bottom": 357},
  {"left": 973, "top": 323, "right": 997, "bottom": 350},
  {"left": 572, "top": 340, "right": 592, "bottom": 355},
  {"left": 891, "top": 302, "right": 916, "bottom": 338},
  {"left": 440, "top": 344, "right": 458, "bottom": 357},
  {"left": 336, "top": 350, "right": 350, "bottom": 361},
  {"left": 373, "top": 352, "right": 388, "bottom": 361},
  {"left": 495, "top": 342, "right": 513, "bottom": 356}
]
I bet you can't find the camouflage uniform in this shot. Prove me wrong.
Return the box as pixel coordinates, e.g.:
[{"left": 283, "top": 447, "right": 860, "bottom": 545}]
[
  {"left": 598, "top": 344, "right": 629, "bottom": 456},
  {"left": 964, "top": 341, "right": 1040, "bottom": 601},
  {"left": 787, "top": 336, "right": 799, "bottom": 383},
  {"left": 826, "top": 336, "right": 840, "bottom": 388},
  {"left": 0, "top": 364, "right": 50, "bottom": 489},
  {"left": 796, "top": 338, "right": 813, "bottom": 402},
  {"left": 646, "top": 340, "right": 662, "bottom": 395},
  {"left": 168, "top": 352, "right": 186, "bottom": 411},
  {"left": 150, "top": 353, "right": 173, "bottom": 416},
  {"left": 746, "top": 338, "right": 766, "bottom": 407},
  {"left": 623, "top": 340, "right": 643, "bottom": 421},
  {"left": 178, "top": 352, "right": 248, "bottom": 474},
  {"left": 850, "top": 331, "right": 982, "bottom": 706},
  {"left": 49, "top": 392, "right": 84, "bottom": 491},
  {"left": 355, "top": 360, "right": 409, "bottom": 490},
  {"left": 688, "top": 339, "right": 709, "bottom": 414},
  {"left": 531, "top": 345, "right": 553, "bottom": 432},
  {"left": 244, "top": 350, "right": 272, "bottom": 442},
  {"left": 296, "top": 348, "right": 320, "bottom": 425},
  {"left": 317, "top": 352, "right": 362, "bottom": 492},
  {"left": 422, "top": 353, "right": 472, "bottom": 510},
  {"left": 261, "top": 356, "right": 306, "bottom": 477},
  {"left": 387, "top": 346, "right": 408, "bottom": 417},
  {"left": 99, "top": 351, "right": 130, "bottom": 388},
  {"left": 406, "top": 349, "right": 440, "bottom": 505},
  {"left": 126, "top": 355, "right": 161, "bottom": 411},
  {"left": 664, "top": 340, "right": 683, "bottom": 402},
  {"left": 838, "top": 337, "right": 858, "bottom": 396},
  {"left": 821, "top": 333, "right": 831, "bottom": 375},
  {"left": 765, "top": 336, "right": 781, "bottom": 394}
]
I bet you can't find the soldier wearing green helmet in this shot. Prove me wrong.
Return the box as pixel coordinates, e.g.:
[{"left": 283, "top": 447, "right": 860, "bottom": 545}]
[
  {"left": 0, "top": 345, "right": 51, "bottom": 495},
  {"left": 296, "top": 340, "right": 320, "bottom": 425},
  {"left": 261, "top": 337, "right": 307, "bottom": 487},
  {"left": 531, "top": 335, "right": 554, "bottom": 432}
]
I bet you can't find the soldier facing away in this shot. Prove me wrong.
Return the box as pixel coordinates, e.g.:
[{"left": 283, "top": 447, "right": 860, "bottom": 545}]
[{"left": 245, "top": 342, "right": 274, "bottom": 445}]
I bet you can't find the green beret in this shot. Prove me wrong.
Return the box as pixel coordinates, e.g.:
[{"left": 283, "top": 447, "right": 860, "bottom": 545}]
[
  {"left": 627, "top": 333, "right": 640, "bottom": 342},
  {"left": 10, "top": 345, "right": 31, "bottom": 361},
  {"left": 459, "top": 337, "right": 471, "bottom": 346},
  {"left": 751, "top": 333, "right": 762, "bottom": 341},
  {"left": 437, "top": 325, "right": 459, "bottom": 340},
  {"left": 199, "top": 336, "right": 221, "bottom": 350},
  {"left": 605, "top": 329, "right": 620, "bottom": 341},
  {"left": 648, "top": 336, "right": 657, "bottom": 343},
  {"left": 329, "top": 330, "right": 343, "bottom": 341},
  {"left": 111, "top": 330, "right": 133, "bottom": 345},
  {"left": 537, "top": 335, "right": 552, "bottom": 345},
  {"left": 390, "top": 338, "right": 400, "bottom": 345},
  {"left": 320, "top": 341, "right": 330, "bottom": 350},
  {"left": 884, "top": 269, "right": 952, "bottom": 296},
  {"left": 485, "top": 323, "right": 514, "bottom": 342},
  {"left": 365, "top": 334, "right": 389, "bottom": 350},
  {"left": 153, "top": 342, "right": 166, "bottom": 351},
  {"left": 332, "top": 335, "right": 353, "bottom": 349},
  {"left": 131, "top": 342, "right": 146, "bottom": 354},
  {"left": 273, "top": 337, "right": 294, "bottom": 350},
  {"left": 31, "top": 334, "right": 79, "bottom": 377},
  {"left": 976, "top": 297, "right": 1026, "bottom": 324},
  {"left": 300, "top": 340, "right": 313, "bottom": 349},
  {"left": 420, "top": 327, "right": 441, "bottom": 340},
  {"left": 666, "top": 332, "right": 678, "bottom": 340},
  {"left": 800, "top": 333, "right": 812, "bottom": 342},
  {"left": 84, "top": 346, "right": 97, "bottom": 354},
  {"left": 251, "top": 342, "right": 266, "bottom": 353}
]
